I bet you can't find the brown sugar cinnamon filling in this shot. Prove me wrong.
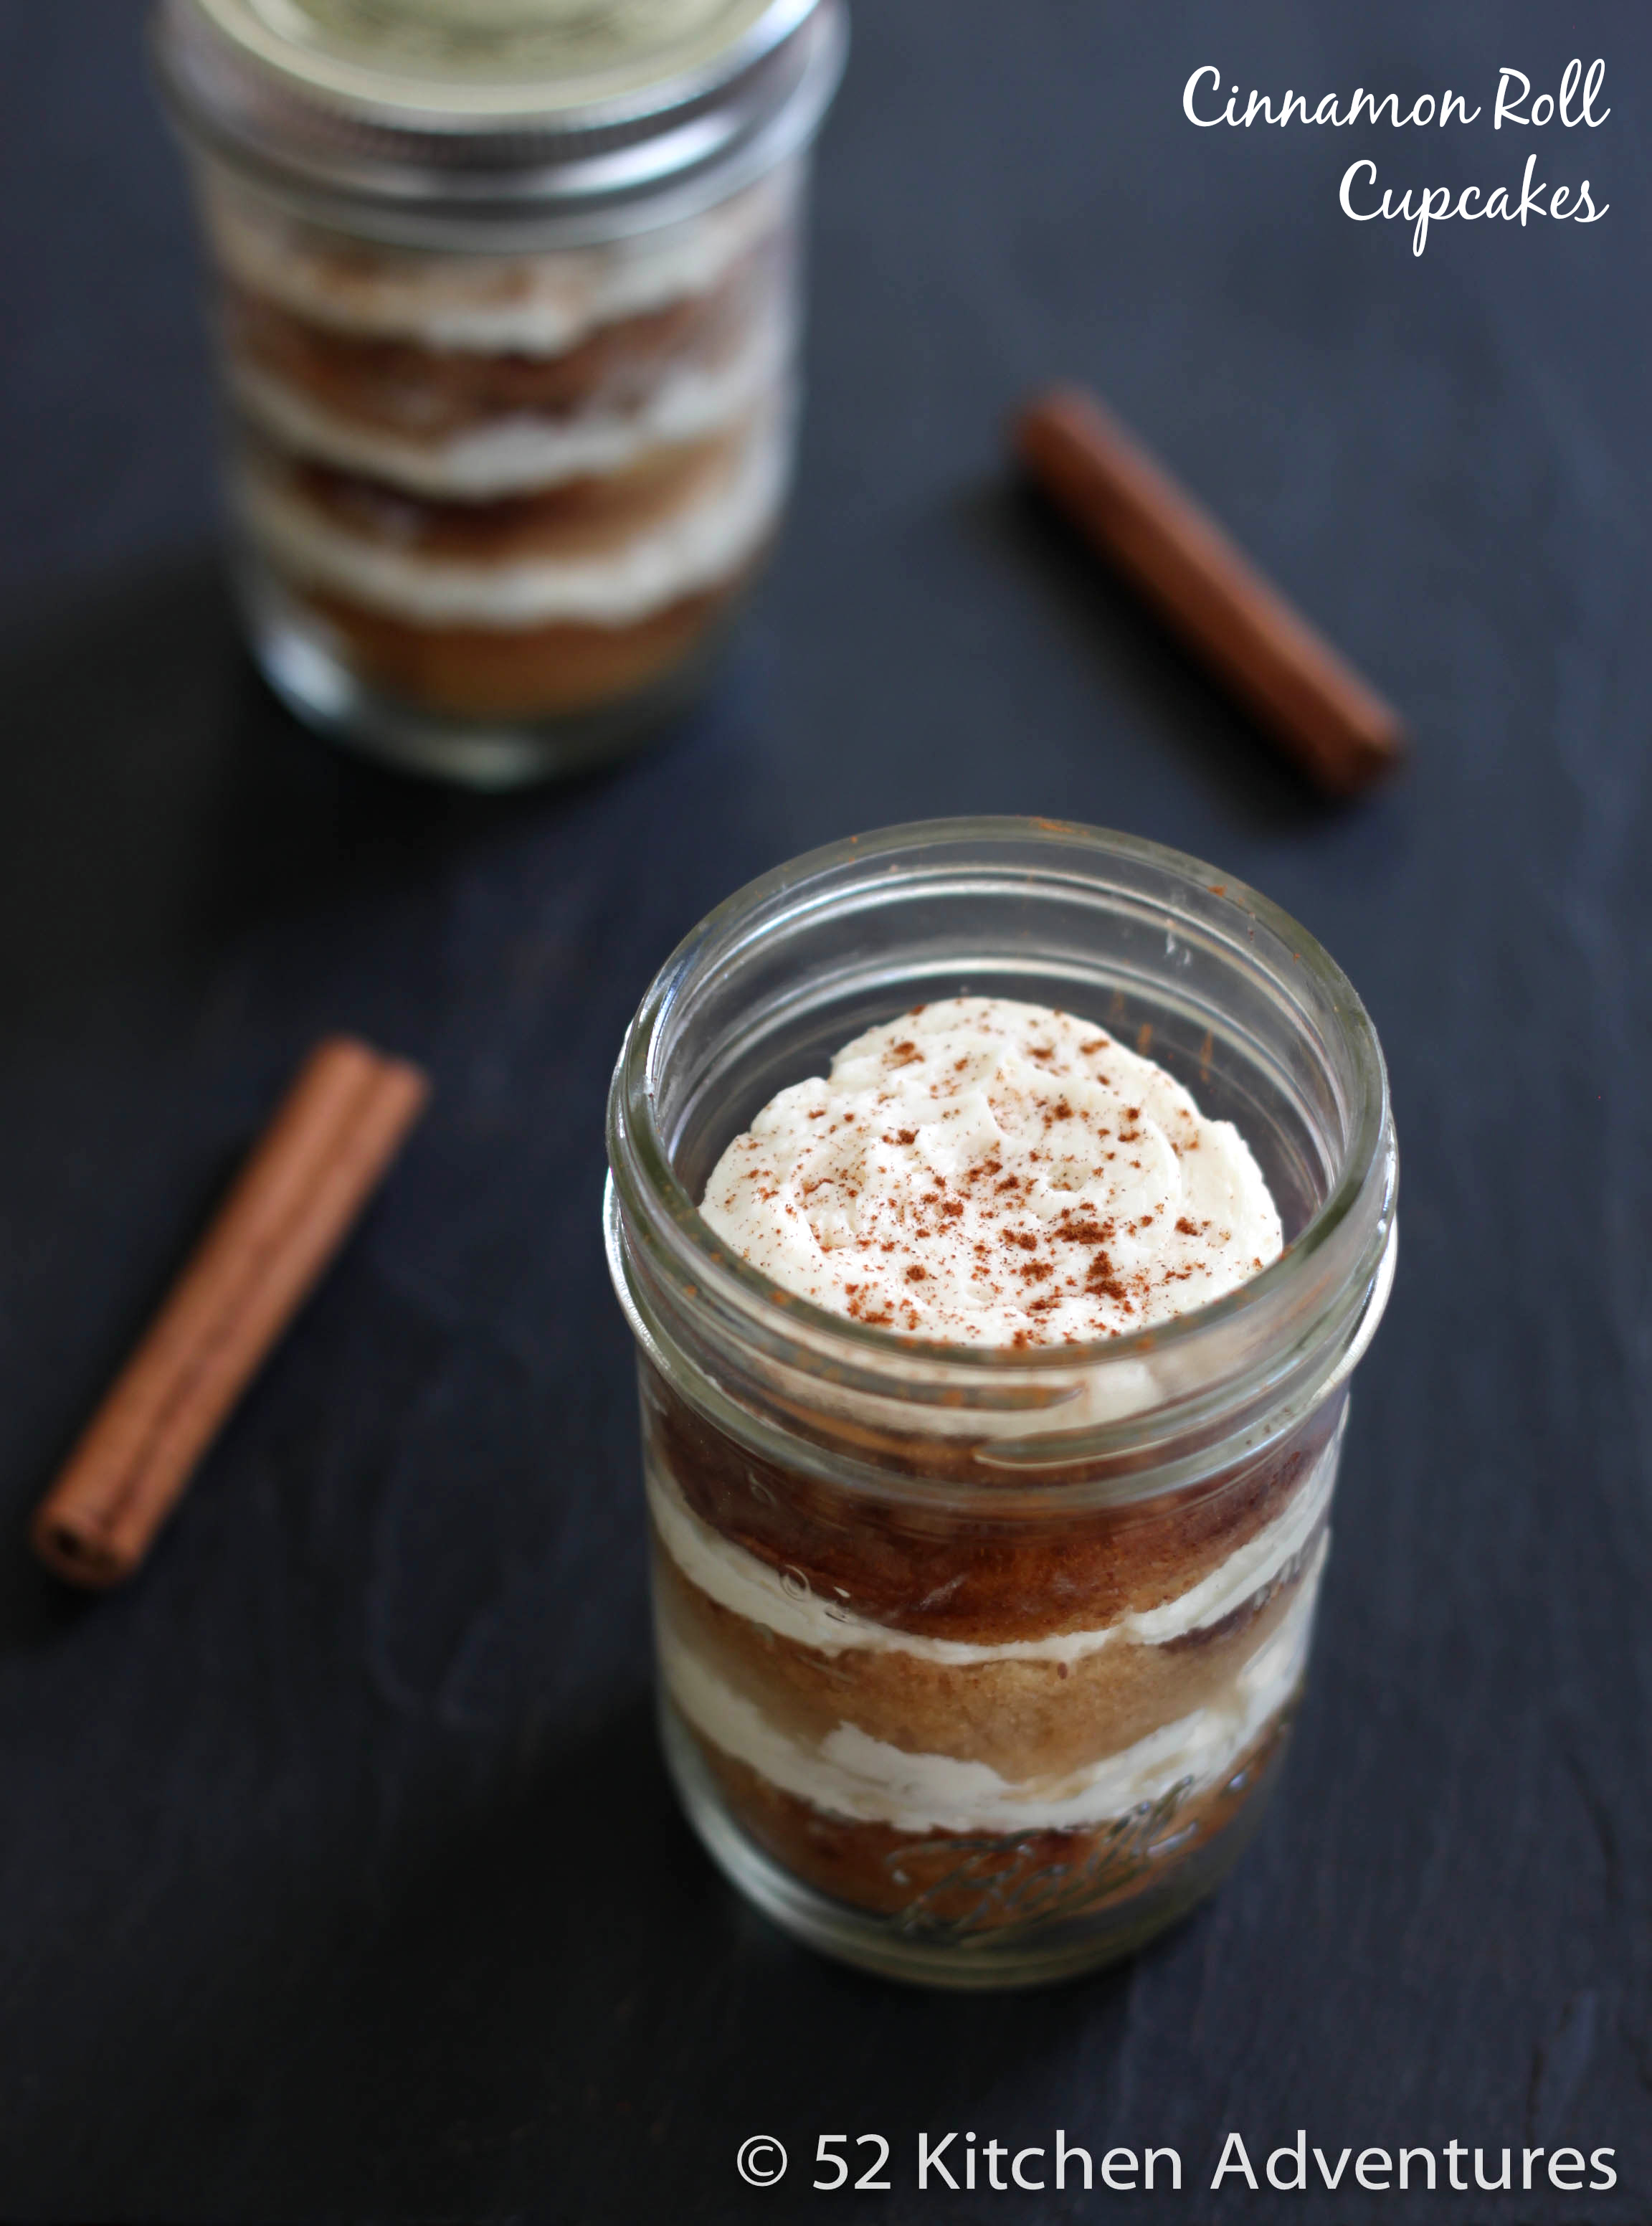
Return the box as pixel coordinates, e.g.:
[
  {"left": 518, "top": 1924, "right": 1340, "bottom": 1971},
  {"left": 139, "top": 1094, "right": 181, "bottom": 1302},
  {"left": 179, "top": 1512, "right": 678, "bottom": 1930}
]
[
  {"left": 219, "top": 241, "right": 783, "bottom": 440},
  {"left": 261, "top": 430, "right": 757, "bottom": 564}
]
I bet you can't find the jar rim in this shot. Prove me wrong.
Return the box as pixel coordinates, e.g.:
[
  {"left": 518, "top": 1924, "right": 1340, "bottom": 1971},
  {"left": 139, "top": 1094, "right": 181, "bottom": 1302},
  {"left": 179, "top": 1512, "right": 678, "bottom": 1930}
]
[
  {"left": 607, "top": 817, "right": 1397, "bottom": 1462},
  {"left": 153, "top": 0, "right": 845, "bottom": 239}
]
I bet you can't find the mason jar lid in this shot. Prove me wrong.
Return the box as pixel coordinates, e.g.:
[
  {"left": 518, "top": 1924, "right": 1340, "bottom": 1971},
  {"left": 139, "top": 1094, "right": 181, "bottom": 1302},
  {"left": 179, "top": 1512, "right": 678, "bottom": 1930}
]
[{"left": 153, "top": 0, "right": 846, "bottom": 237}]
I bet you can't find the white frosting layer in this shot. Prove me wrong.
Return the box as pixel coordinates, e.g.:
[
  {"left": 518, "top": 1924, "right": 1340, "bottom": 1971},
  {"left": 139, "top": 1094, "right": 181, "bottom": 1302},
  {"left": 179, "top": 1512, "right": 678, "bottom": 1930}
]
[
  {"left": 227, "top": 309, "right": 792, "bottom": 497},
  {"left": 666, "top": 1542, "right": 1324, "bottom": 1834},
  {"left": 235, "top": 409, "right": 787, "bottom": 626},
  {"left": 648, "top": 1403, "right": 1341, "bottom": 1662},
  {"left": 700, "top": 998, "right": 1283, "bottom": 1345},
  {"left": 204, "top": 166, "right": 795, "bottom": 354},
  {"left": 1124, "top": 1403, "right": 1344, "bottom": 1645}
]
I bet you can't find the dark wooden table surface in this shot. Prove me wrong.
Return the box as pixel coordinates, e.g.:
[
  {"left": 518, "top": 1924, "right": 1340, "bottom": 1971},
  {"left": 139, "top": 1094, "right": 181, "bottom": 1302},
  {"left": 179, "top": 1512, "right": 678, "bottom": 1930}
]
[{"left": 1, "top": 4, "right": 1648, "bottom": 2220}]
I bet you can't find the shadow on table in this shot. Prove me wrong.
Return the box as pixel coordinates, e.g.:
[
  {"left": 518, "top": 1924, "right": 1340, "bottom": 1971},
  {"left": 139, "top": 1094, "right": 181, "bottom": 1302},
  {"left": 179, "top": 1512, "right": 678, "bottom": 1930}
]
[
  {"left": 0, "top": 528, "right": 1352, "bottom": 1049},
  {"left": 0, "top": 551, "right": 652, "bottom": 1035},
  {"left": 41, "top": 1689, "right": 1110, "bottom": 2222},
  {"left": 967, "top": 478, "right": 1362, "bottom": 832},
  {"left": 217, "top": 1693, "right": 1134, "bottom": 2222},
  {"left": 0, "top": 556, "right": 1167, "bottom": 2220},
  {"left": 0, "top": 1685, "right": 1139, "bottom": 2217},
  {"left": 0, "top": 549, "right": 681, "bottom": 1651}
]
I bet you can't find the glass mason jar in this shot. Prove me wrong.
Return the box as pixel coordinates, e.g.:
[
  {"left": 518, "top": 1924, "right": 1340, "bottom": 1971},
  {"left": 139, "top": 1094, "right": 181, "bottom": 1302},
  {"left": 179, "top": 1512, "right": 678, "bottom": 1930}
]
[
  {"left": 605, "top": 819, "right": 1397, "bottom": 1989},
  {"left": 153, "top": 0, "right": 846, "bottom": 787}
]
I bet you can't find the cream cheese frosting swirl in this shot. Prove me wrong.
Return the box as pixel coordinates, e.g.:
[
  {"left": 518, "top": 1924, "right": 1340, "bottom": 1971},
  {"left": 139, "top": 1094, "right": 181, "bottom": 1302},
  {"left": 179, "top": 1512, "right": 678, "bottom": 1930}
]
[{"left": 700, "top": 995, "right": 1282, "bottom": 1345}]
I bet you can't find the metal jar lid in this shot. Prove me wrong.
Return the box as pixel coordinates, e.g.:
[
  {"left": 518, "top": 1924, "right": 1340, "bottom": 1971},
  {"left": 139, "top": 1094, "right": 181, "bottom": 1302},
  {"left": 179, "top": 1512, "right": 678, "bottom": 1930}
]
[{"left": 153, "top": 0, "right": 847, "bottom": 242}]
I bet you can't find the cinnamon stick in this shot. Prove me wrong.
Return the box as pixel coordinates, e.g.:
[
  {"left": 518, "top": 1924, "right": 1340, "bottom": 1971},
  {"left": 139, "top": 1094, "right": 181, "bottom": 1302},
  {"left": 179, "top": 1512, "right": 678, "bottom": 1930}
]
[
  {"left": 1012, "top": 384, "right": 1406, "bottom": 795},
  {"left": 32, "top": 1036, "right": 429, "bottom": 1588}
]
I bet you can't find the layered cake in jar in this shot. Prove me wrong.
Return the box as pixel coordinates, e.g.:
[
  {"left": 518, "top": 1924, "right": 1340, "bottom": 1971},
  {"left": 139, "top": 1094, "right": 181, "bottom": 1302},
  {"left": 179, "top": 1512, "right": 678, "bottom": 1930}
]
[
  {"left": 206, "top": 163, "right": 799, "bottom": 734},
  {"left": 650, "top": 1000, "right": 1337, "bottom": 1941},
  {"left": 605, "top": 820, "right": 1398, "bottom": 1986},
  {"left": 155, "top": 0, "right": 846, "bottom": 781}
]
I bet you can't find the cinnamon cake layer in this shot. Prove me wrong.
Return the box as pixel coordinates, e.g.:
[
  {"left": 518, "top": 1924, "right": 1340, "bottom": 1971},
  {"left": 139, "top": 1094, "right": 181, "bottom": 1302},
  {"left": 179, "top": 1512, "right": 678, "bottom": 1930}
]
[
  {"left": 204, "top": 164, "right": 798, "bottom": 723},
  {"left": 653, "top": 1522, "right": 1321, "bottom": 1782},
  {"left": 685, "top": 1705, "right": 1292, "bottom": 1930},
  {"left": 643, "top": 1369, "right": 1344, "bottom": 1646},
  {"left": 288, "top": 577, "right": 747, "bottom": 719},
  {"left": 235, "top": 401, "right": 786, "bottom": 632},
  {"left": 230, "top": 323, "right": 788, "bottom": 501},
  {"left": 258, "top": 429, "right": 757, "bottom": 565},
  {"left": 227, "top": 308, "right": 787, "bottom": 500},
  {"left": 220, "top": 245, "right": 780, "bottom": 445},
  {"left": 647, "top": 1399, "right": 1336, "bottom": 1819},
  {"left": 660, "top": 1555, "right": 1319, "bottom": 1836}
]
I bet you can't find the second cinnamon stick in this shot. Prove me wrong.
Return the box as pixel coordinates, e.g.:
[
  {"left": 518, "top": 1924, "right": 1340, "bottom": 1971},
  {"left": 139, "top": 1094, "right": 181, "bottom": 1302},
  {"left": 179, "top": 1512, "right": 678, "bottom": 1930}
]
[
  {"left": 31, "top": 1036, "right": 429, "bottom": 1588},
  {"left": 1014, "top": 384, "right": 1406, "bottom": 795}
]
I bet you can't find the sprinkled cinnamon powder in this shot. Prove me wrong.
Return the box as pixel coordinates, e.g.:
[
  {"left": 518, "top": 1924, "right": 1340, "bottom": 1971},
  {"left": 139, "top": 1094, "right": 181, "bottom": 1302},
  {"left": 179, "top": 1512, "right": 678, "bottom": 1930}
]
[{"left": 699, "top": 996, "right": 1281, "bottom": 1345}]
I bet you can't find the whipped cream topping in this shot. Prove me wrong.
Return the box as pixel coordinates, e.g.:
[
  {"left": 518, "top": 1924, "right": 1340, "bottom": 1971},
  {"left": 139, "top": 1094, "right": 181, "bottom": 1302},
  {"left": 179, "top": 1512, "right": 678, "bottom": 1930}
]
[
  {"left": 648, "top": 1403, "right": 1340, "bottom": 1662},
  {"left": 700, "top": 998, "right": 1283, "bottom": 1345},
  {"left": 204, "top": 164, "right": 796, "bottom": 355},
  {"left": 665, "top": 1545, "right": 1323, "bottom": 1834},
  {"left": 235, "top": 404, "right": 786, "bottom": 625}
]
